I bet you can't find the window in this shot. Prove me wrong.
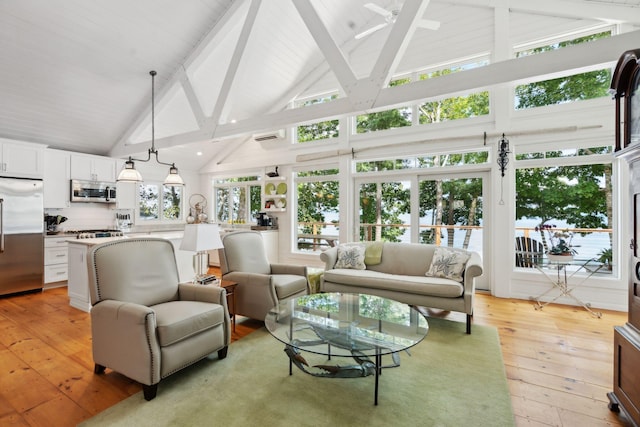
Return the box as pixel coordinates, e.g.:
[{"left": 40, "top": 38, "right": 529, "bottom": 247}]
[
  {"left": 355, "top": 152, "right": 489, "bottom": 172},
  {"left": 356, "top": 78, "right": 412, "bottom": 133},
  {"left": 418, "top": 60, "right": 490, "bottom": 124},
  {"left": 419, "top": 91, "right": 489, "bottom": 124},
  {"left": 295, "top": 94, "right": 340, "bottom": 143},
  {"left": 138, "top": 183, "right": 183, "bottom": 221},
  {"left": 515, "top": 146, "right": 613, "bottom": 271},
  {"left": 514, "top": 31, "right": 613, "bottom": 110},
  {"left": 418, "top": 176, "right": 483, "bottom": 250},
  {"left": 295, "top": 168, "right": 340, "bottom": 252},
  {"left": 214, "top": 176, "right": 261, "bottom": 225},
  {"left": 358, "top": 179, "right": 411, "bottom": 242}
]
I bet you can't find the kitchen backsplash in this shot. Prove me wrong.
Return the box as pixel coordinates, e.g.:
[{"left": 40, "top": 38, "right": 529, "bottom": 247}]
[
  {"left": 45, "top": 205, "right": 132, "bottom": 231},
  {"left": 44, "top": 205, "right": 186, "bottom": 233}
]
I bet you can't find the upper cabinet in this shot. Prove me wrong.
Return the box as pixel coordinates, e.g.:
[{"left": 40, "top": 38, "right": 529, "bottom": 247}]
[
  {"left": 44, "top": 149, "right": 71, "bottom": 208},
  {"left": 70, "top": 153, "right": 116, "bottom": 182},
  {"left": 263, "top": 176, "right": 287, "bottom": 213},
  {"left": 0, "top": 139, "right": 44, "bottom": 178}
]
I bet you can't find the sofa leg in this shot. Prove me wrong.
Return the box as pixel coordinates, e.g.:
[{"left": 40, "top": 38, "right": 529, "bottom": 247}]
[
  {"left": 466, "top": 314, "right": 472, "bottom": 334},
  {"left": 218, "top": 346, "right": 228, "bottom": 360},
  {"left": 94, "top": 363, "right": 106, "bottom": 374},
  {"left": 143, "top": 384, "right": 158, "bottom": 401}
]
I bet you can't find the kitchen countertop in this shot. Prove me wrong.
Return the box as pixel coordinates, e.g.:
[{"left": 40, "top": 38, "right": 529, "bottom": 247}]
[{"left": 67, "top": 231, "right": 185, "bottom": 246}]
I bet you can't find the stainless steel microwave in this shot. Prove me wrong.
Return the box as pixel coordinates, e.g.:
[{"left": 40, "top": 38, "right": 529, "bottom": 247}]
[{"left": 70, "top": 180, "right": 117, "bottom": 203}]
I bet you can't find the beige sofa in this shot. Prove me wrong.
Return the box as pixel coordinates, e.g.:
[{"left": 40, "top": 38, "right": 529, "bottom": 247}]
[{"left": 320, "top": 242, "right": 483, "bottom": 334}]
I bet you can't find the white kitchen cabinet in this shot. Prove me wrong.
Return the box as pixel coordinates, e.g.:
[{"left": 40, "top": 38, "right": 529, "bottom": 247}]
[
  {"left": 116, "top": 181, "right": 137, "bottom": 210},
  {"left": 43, "top": 149, "right": 71, "bottom": 208},
  {"left": 70, "top": 153, "right": 116, "bottom": 182},
  {"left": 44, "top": 236, "right": 68, "bottom": 285},
  {"left": 0, "top": 139, "right": 44, "bottom": 178},
  {"left": 67, "top": 242, "right": 91, "bottom": 312}
]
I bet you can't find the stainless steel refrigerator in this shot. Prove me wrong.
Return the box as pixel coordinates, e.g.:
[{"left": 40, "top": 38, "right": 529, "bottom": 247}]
[{"left": 0, "top": 177, "right": 44, "bottom": 296}]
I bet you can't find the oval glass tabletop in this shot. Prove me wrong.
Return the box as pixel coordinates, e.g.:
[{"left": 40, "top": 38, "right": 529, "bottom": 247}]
[{"left": 265, "top": 292, "right": 429, "bottom": 358}]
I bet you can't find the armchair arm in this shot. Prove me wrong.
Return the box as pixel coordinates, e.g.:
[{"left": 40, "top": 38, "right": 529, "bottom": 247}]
[
  {"left": 90, "top": 300, "right": 161, "bottom": 386},
  {"left": 179, "top": 282, "right": 227, "bottom": 305},
  {"left": 222, "top": 271, "right": 278, "bottom": 319},
  {"left": 270, "top": 263, "right": 307, "bottom": 277},
  {"left": 179, "top": 282, "right": 231, "bottom": 346}
]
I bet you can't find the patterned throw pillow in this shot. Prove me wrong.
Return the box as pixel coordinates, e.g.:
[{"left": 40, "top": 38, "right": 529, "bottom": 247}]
[
  {"left": 334, "top": 244, "right": 366, "bottom": 270},
  {"left": 426, "top": 247, "right": 470, "bottom": 282}
]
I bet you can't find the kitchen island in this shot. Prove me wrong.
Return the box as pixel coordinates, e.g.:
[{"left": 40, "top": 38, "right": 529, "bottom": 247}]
[{"left": 66, "top": 232, "right": 196, "bottom": 312}]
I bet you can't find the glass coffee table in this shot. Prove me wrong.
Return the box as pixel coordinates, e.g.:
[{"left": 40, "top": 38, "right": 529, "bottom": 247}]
[{"left": 265, "top": 292, "right": 429, "bottom": 405}]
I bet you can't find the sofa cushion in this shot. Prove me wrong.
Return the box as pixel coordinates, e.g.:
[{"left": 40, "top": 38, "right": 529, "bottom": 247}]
[
  {"left": 366, "top": 242, "right": 435, "bottom": 276},
  {"left": 426, "top": 247, "right": 470, "bottom": 282},
  {"left": 323, "top": 269, "right": 464, "bottom": 298},
  {"left": 152, "top": 301, "right": 224, "bottom": 347},
  {"left": 334, "top": 244, "right": 366, "bottom": 270}
]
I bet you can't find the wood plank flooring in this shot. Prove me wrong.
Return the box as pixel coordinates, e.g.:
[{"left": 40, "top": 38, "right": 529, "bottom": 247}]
[{"left": 0, "top": 283, "right": 633, "bottom": 426}]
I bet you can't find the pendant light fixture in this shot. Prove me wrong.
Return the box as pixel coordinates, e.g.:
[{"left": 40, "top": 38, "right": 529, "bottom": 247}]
[{"left": 117, "top": 70, "right": 184, "bottom": 186}]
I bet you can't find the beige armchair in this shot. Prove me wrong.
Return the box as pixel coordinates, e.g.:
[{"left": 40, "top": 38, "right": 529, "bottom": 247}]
[
  {"left": 219, "top": 230, "right": 309, "bottom": 321},
  {"left": 87, "top": 238, "right": 230, "bottom": 401}
]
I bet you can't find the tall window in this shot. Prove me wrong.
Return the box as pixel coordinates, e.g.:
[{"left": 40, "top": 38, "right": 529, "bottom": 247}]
[
  {"left": 515, "top": 146, "right": 613, "bottom": 270},
  {"left": 358, "top": 178, "right": 411, "bottom": 242},
  {"left": 418, "top": 176, "right": 483, "bottom": 251},
  {"left": 295, "top": 168, "right": 340, "bottom": 252},
  {"left": 214, "top": 176, "right": 261, "bottom": 224},
  {"left": 139, "top": 183, "right": 183, "bottom": 221}
]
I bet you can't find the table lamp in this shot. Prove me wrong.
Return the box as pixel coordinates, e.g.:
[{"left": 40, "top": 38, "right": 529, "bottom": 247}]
[{"left": 180, "top": 223, "right": 223, "bottom": 283}]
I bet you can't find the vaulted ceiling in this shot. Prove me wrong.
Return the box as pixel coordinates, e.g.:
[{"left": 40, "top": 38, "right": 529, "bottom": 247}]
[{"left": 1, "top": 0, "right": 639, "bottom": 172}]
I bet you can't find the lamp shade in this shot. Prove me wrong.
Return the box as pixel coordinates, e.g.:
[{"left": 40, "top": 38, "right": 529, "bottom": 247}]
[
  {"left": 117, "top": 159, "right": 143, "bottom": 182},
  {"left": 180, "top": 223, "right": 223, "bottom": 252},
  {"left": 164, "top": 165, "right": 185, "bottom": 186}
]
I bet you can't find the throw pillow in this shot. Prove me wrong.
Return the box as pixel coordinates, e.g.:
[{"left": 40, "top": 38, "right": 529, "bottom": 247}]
[
  {"left": 334, "top": 244, "right": 366, "bottom": 270},
  {"left": 426, "top": 247, "right": 470, "bottom": 282},
  {"left": 364, "top": 241, "right": 384, "bottom": 265}
]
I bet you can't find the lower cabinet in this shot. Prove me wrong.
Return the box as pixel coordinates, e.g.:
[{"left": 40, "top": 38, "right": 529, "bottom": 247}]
[
  {"left": 609, "top": 325, "right": 640, "bottom": 426},
  {"left": 44, "top": 236, "right": 68, "bottom": 286},
  {"left": 67, "top": 234, "right": 192, "bottom": 312},
  {"left": 67, "top": 243, "right": 91, "bottom": 312}
]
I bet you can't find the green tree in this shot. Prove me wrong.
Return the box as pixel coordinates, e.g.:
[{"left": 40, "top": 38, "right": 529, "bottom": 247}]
[
  {"left": 359, "top": 177, "right": 410, "bottom": 242},
  {"left": 515, "top": 32, "right": 612, "bottom": 109},
  {"left": 296, "top": 170, "right": 340, "bottom": 250},
  {"left": 297, "top": 94, "right": 339, "bottom": 142},
  {"left": 516, "top": 160, "right": 612, "bottom": 251}
]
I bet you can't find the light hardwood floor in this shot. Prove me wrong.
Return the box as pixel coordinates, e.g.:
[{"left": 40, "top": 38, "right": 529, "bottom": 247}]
[{"left": 0, "top": 283, "right": 633, "bottom": 426}]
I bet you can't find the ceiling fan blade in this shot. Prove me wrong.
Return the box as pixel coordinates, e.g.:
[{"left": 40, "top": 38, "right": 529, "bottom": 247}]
[
  {"left": 363, "top": 3, "right": 392, "bottom": 19},
  {"left": 355, "top": 22, "right": 389, "bottom": 40},
  {"left": 417, "top": 19, "right": 440, "bottom": 30}
]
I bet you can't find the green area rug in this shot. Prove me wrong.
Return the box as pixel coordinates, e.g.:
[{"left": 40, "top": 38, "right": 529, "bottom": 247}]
[{"left": 80, "top": 318, "right": 514, "bottom": 427}]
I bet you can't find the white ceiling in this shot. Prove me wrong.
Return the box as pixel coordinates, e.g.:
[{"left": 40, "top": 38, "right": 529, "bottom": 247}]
[{"left": 1, "top": 0, "right": 639, "bottom": 172}]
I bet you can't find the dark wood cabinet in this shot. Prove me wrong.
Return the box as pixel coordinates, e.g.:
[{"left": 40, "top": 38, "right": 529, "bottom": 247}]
[{"left": 610, "top": 49, "right": 640, "bottom": 427}]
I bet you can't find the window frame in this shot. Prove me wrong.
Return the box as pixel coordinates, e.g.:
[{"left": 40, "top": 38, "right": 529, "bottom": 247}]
[{"left": 136, "top": 181, "right": 184, "bottom": 223}]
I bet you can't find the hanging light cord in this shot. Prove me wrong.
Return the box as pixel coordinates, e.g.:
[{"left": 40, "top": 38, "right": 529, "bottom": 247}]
[{"left": 125, "top": 70, "right": 177, "bottom": 169}]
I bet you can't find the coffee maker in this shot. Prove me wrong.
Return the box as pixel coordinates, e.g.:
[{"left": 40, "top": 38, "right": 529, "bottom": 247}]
[{"left": 256, "top": 212, "right": 271, "bottom": 227}]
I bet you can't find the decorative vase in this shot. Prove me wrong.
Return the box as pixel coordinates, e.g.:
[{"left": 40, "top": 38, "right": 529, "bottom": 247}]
[{"left": 547, "top": 254, "right": 573, "bottom": 263}]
